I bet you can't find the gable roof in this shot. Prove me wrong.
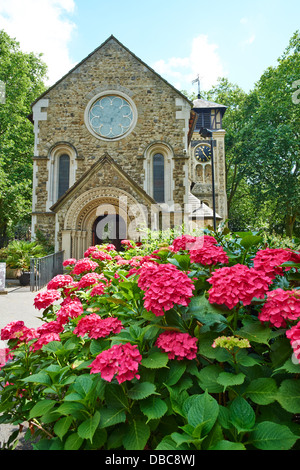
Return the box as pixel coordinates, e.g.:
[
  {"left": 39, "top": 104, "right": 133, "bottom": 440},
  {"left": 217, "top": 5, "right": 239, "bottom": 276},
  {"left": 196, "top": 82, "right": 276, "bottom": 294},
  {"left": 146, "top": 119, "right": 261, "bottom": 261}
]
[
  {"left": 31, "top": 35, "right": 193, "bottom": 108},
  {"left": 50, "top": 152, "right": 156, "bottom": 213}
]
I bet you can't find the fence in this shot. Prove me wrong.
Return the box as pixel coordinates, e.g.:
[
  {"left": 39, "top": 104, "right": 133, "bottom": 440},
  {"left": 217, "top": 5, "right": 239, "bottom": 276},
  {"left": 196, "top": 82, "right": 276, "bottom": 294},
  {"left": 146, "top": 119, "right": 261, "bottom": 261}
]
[{"left": 30, "top": 251, "right": 64, "bottom": 292}]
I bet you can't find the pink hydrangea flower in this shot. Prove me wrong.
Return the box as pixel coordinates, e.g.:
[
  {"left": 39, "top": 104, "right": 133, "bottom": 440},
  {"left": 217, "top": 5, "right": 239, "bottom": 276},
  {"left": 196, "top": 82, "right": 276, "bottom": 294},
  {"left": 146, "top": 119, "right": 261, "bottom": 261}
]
[
  {"left": 91, "top": 251, "right": 112, "bottom": 261},
  {"left": 77, "top": 272, "right": 106, "bottom": 288},
  {"left": 253, "top": 248, "right": 298, "bottom": 280},
  {"left": 47, "top": 274, "right": 74, "bottom": 290},
  {"left": 105, "top": 244, "right": 116, "bottom": 252},
  {"left": 84, "top": 246, "right": 98, "bottom": 257},
  {"left": 1, "top": 321, "right": 26, "bottom": 340},
  {"left": 155, "top": 331, "right": 198, "bottom": 360},
  {"left": 90, "top": 283, "right": 106, "bottom": 297},
  {"left": 37, "top": 320, "right": 64, "bottom": 337},
  {"left": 72, "top": 258, "right": 99, "bottom": 275},
  {"left": 56, "top": 299, "right": 84, "bottom": 324},
  {"left": 189, "top": 244, "right": 229, "bottom": 266},
  {"left": 73, "top": 314, "right": 123, "bottom": 339},
  {"left": 138, "top": 263, "right": 195, "bottom": 316},
  {"left": 1, "top": 321, "right": 37, "bottom": 344},
  {"left": 259, "top": 288, "right": 300, "bottom": 328},
  {"left": 63, "top": 258, "right": 77, "bottom": 267},
  {"left": 89, "top": 342, "right": 142, "bottom": 384},
  {"left": 286, "top": 322, "right": 300, "bottom": 364},
  {"left": 33, "top": 289, "right": 61, "bottom": 310},
  {"left": 171, "top": 234, "right": 217, "bottom": 252},
  {"left": 207, "top": 264, "right": 271, "bottom": 309}
]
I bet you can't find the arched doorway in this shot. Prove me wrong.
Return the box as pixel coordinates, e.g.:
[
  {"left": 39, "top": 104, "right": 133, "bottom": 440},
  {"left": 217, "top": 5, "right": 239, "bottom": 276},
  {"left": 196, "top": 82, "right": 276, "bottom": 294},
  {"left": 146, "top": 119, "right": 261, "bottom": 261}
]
[{"left": 92, "top": 213, "right": 127, "bottom": 251}]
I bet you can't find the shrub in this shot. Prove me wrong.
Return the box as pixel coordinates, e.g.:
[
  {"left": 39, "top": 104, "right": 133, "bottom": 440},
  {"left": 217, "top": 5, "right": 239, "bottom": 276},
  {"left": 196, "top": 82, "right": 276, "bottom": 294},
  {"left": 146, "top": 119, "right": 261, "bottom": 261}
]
[{"left": 1, "top": 230, "right": 300, "bottom": 450}]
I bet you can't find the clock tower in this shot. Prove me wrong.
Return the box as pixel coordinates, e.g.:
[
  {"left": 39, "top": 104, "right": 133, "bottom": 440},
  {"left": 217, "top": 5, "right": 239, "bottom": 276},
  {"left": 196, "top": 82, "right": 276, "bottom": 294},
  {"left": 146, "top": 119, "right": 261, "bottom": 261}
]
[{"left": 189, "top": 97, "right": 228, "bottom": 226}]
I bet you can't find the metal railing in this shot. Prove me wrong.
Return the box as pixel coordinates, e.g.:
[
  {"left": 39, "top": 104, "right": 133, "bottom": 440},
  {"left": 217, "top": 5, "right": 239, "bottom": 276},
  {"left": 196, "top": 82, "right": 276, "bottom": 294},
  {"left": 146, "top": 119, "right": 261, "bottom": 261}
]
[{"left": 30, "top": 251, "right": 64, "bottom": 292}]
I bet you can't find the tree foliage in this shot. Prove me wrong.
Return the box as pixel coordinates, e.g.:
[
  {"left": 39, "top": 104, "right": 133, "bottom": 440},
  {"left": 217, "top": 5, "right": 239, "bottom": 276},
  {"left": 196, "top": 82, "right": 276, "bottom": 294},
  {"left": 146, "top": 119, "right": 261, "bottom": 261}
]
[{"left": 0, "top": 30, "right": 47, "bottom": 244}]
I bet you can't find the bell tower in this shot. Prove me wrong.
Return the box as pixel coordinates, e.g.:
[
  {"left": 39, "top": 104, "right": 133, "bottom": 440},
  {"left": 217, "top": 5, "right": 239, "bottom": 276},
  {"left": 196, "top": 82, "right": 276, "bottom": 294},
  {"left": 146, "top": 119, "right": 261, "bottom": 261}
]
[{"left": 189, "top": 97, "right": 228, "bottom": 227}]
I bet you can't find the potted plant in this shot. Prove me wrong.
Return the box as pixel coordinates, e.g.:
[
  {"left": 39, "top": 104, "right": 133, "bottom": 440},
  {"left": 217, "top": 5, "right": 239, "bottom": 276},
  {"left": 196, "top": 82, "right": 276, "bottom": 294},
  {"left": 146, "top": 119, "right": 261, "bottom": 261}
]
[{"left": 2, "top": 240, "right": 47, "bottom": 286}]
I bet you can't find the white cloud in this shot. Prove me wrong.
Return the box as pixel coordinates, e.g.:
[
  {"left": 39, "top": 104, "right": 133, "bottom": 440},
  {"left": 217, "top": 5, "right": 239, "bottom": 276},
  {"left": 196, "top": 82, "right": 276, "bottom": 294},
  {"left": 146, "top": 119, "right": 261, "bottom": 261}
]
[
  {"left": 152, "top": 34, "right": 226, "bottom": 93},
  {"left": 0, "top": 0, "right": 77, "bottom": 86}
]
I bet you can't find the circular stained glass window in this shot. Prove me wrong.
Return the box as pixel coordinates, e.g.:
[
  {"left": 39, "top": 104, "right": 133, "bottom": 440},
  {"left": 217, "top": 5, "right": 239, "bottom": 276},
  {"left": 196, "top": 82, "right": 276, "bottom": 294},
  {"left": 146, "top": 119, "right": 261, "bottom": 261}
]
[{"left": 88, "top": 94, "right": 135, "bottom": 140}]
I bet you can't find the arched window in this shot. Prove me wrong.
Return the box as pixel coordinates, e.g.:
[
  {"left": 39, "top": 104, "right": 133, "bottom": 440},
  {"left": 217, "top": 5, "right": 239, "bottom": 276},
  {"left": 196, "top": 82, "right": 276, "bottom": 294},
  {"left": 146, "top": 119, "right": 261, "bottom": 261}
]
[
  {"left": 153, "top": 153, "right": 165, "bottom": 203},
  {"left": 58, "top": 154, "right": 70, "bottom": 199}
]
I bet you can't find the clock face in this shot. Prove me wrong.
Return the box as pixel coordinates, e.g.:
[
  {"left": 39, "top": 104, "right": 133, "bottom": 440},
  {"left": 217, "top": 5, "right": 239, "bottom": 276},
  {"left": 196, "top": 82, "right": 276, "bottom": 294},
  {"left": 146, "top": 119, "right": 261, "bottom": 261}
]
[
  {"left": 195, "top": 143, "right": 212, "bottom": 163},
  {"left": 88, "top": 95, "right": 134, "bottom": 139}
]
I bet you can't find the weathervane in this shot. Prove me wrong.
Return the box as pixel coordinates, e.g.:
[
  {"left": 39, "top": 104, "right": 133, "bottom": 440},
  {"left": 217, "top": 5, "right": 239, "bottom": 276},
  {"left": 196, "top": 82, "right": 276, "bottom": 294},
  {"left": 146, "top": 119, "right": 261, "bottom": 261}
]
[{"left": 192, "top": 75, "right": 201, "bottom": 99}]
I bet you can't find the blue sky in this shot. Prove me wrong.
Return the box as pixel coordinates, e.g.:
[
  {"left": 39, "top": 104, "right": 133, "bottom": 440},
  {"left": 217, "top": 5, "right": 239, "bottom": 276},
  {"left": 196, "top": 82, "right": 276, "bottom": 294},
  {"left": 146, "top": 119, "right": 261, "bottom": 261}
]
[{"left": 0, "top": 0, "right": 299, "bottom": 94}]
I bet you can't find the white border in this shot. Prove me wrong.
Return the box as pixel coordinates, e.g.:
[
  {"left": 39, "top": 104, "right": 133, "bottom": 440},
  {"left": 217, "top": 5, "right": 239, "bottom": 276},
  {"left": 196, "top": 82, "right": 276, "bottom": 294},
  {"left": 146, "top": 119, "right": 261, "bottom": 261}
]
[{"left": 84, "top": 90, "right": 138, "bottom": 141}]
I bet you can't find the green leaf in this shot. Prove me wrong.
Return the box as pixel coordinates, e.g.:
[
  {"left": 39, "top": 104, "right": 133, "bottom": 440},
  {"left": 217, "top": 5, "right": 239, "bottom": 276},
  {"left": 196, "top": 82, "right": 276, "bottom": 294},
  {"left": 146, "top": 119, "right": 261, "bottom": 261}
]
[
  {"left": 141, "top": 350, "right": 169, "bottom": 369},
  {"left": 122, "top": 419, "right": 150, "bottom": 450},
  {"left": 105, "top": 383, "right": 129, "bottom": 409},
  {"left": 54, "top": 416, "right": 73, "bottom": 440},
  {"left": 198, "top": 365, "right": 224, "bottom": 393},
  {"left": 21, "top": 371, "right": 51, "bottom": 385},
  {"left": 64, "top": 433, "right": 84, "bottom": 450},
  {"left": 276, "top": 379, "right": 300, "bottom": 413},
  {"left": 239, "top": 320, "right": 271, "bottom": 345},
  {"left": 240, "top": 234, "right": 263, "bottom": 249},
  {"left": 229, "top": 396, "right": 255, "bottom": 433},
  {"left": 217, "top": 372, "right": 246, "bottom": 391},
  {"left": 186, "top": 391, "right": 219, "bottom": 436},
  {"left": 77, "top": 411, "right": 101, "bottom": 442},
  {"left": 29, "top": 399, "right": 56, "bottom": 419},
  {"left": 187, "top": 294, "right": 227, "bottom": 327},
  {"left": 55, "top": 402, "right": 86, "bottom": 416},
  {"left": 210, "top": 440, "right": 246, "bottom": 450},
  {"left": 73, "top": 375, "right": 94, "bottom": 397},
  {"left": 155, "top": 436, "right": 189, "bottom": 450},
  {"left": 139, "top": 396, "right": 168, "bottom": 421},
  {"left": 99, "top": 408, "right": 126, "bottom": 428},
  {"left": 127, "top": 382, "right": 158, "bottom": 400},
  {"left": 250, "top": 421, "right": 298, "bottom": 450},
  {"left": 164, "top": 361, "right": 186, "bottom": 386},
  {"left": 245, "top": 378, "right": 278, "bottom": 405}
]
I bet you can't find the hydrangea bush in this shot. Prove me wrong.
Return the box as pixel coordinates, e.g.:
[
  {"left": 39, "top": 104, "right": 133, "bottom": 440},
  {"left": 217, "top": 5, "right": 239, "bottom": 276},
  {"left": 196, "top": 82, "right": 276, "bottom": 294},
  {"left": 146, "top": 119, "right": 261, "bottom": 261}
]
[{"left": 1, "top": 229, "right": 300, "bottom": 450}]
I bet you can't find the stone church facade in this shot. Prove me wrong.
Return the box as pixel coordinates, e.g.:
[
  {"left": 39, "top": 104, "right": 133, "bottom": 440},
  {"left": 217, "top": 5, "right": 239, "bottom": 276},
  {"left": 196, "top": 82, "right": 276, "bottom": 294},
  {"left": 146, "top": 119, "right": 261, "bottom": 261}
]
[{"left": 30, "top": 35, "right": 227, "bottom": 258}]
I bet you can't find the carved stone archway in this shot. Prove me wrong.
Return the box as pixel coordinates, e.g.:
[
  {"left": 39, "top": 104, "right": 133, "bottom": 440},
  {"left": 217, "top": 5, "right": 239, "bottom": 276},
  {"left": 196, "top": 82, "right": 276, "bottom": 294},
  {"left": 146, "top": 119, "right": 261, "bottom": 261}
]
[{"left": 62, "top": 187, "right": 148, "bottom": 258}]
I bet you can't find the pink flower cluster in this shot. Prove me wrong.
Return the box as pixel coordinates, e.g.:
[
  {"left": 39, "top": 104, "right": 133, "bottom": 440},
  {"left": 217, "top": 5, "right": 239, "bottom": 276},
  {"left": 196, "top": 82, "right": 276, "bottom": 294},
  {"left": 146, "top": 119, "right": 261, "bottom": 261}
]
[
  {"left": 1, "top": 321, "right": 36, "bottom": 346},
  {"left": 286, "top": 322, "right": 300, "bottom": 363},
  {"left": 63, "top": 258, "right": 77, "bottom": 267},
  {"left": 208, "top": 264, "right": 271, "bottom": 309},
  {"left": 56, "top": 298, "right": 84, "bottom": 324},
  {"left": 33, "top": 289, "right": 61, "bottom": 310},
  {"left": 155, "top": 331, "right": 198, "bottom": 360},
  {"left": 138, "top": 263, "right": 195, "bottom": 316},
  {"left": 189, "top": 243, "right": 229, "bottom": 266},
  {"left": 73, "top": 314, "right": 123, "bottom": 339},
  {"left": 171, "top": 234, "right": 217, "bottom": 252},
  {"left": 47, "top": 274, "right": 74, "bottom": 290},
  {"left": 89, "top": 342, "right": 142, "bottom": 384},
  {"left": 253, "top": 248, "right": 300, "bottom": 280},
  {"left": 0, "top": 319, "right": 62, "bottom": 352},
  {"left": 258, "top": 288, "right": 300, "bottom": 328},
  {"left": 72, "top": 258, "right": 99, "bottom": 275},
  {"left": 77, "top": 272, "right": 106, "bottom": 289}
]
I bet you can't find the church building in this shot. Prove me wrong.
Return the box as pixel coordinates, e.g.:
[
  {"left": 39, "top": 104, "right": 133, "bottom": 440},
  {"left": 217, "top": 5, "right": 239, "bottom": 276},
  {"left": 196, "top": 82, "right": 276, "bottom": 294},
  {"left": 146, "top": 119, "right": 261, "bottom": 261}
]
[{"left": 30, "top": 35, "right": 227, "bottom": 258}]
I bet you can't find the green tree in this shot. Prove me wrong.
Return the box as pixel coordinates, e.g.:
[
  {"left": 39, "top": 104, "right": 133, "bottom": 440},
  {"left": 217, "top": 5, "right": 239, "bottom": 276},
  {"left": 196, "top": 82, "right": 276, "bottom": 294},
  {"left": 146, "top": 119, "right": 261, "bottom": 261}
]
[
  {"left": 239, "top": 31, "right": 300, "bottom": 237},
  {"left": 0, "top": 30, "right": 47, "bottom": 245}
]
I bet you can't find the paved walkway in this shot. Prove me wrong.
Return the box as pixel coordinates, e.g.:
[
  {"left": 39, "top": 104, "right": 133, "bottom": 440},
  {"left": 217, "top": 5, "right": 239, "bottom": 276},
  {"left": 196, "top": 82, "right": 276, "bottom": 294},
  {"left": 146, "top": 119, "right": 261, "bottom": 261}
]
[{"left": 0, "top": 281, "right": 43, "bottom": 449}]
